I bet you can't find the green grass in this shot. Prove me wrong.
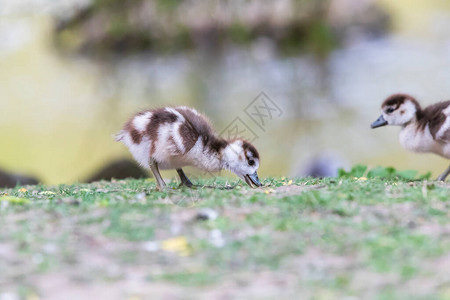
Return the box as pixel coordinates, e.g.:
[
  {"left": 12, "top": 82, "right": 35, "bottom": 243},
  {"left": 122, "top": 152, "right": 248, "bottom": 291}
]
[{"left": 1, "top": 175, "right": 450, "bottom": 299}]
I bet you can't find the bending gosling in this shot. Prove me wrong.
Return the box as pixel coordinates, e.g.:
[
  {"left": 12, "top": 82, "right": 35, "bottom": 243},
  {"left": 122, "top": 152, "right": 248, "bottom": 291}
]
[
  {"left": 371, "top": 94, "right": 450, "bottom": 181},
  {"left": 115, "top": 106, "right": 262, "bottom": 189}
]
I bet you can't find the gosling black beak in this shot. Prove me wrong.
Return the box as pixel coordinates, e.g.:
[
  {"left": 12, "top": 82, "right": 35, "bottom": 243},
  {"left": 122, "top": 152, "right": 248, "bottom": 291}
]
[
  {"left": 371, "top": 115, "right": 388, "bottom": 129},
  {"left": 244, "top": 172, "right": 262, "bottom": 188}
]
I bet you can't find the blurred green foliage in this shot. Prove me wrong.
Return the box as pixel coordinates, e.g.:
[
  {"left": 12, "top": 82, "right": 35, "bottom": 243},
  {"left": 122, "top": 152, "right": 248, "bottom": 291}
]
[
  {"left": 54, "top": 0, "right": 337, "bottom": 56},
  {"left": 338, "top": 164, "right": 432, "bottom": 180}
]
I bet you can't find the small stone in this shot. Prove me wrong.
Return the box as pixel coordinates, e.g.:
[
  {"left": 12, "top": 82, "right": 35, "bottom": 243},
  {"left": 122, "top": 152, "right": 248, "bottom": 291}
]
[
  {"left": 196, "top": 208, "right": 218, "bottom": 221},
  {"left": 209, "top": 229, "right": 225, "bottom": 248},
  {"left": 142, "top": 241, "right": 159, "bottom": 252}
]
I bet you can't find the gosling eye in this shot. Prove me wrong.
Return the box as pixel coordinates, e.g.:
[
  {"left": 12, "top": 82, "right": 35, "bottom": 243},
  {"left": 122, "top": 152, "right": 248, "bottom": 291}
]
[
  {"left": 386, "top": 107, "right": 395, "bottom": 114},
  {"left": 248, "top": 159, "right": 255, "bottom": 166}
]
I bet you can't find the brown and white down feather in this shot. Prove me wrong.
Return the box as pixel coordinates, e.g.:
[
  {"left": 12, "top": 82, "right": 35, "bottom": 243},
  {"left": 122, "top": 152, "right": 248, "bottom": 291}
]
[
  {"left": 371, "top": 94, "right": 450, "bottom": 180},
  {"left": 115, "top": 106, "right": 261, "bottom": 187}
]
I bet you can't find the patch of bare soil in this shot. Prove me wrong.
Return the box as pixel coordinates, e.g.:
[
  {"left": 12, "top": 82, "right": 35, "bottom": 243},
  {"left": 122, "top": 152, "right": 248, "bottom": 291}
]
[
  {"left": 239, "top": 184, "right": 325, "bottom": 197},
  {"left": 25, "top": 269, "right": 307, "bottom": 300},
  {"left": 269, "top": 184, "right": 325, "bottom": 196}
]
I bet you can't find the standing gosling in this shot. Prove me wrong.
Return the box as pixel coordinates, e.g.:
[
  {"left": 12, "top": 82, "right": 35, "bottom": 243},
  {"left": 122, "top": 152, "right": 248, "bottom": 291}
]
[
  {"left": 115, "top": 106, "right": 262, "bottom": 189},
  {"left": 371, "top": 94, "right": 450, "bottom": 181}
]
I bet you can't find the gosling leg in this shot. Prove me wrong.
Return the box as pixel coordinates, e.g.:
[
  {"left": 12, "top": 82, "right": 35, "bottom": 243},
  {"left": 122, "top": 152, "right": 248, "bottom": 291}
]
[
  {"left": 149, "top": 160, "right": 166, "bottom": 190},
  {"left": 176, "top": 168, "right": 194, "bottom": 188},
  {"left": 437, "top": 164, "right": 450, "bottom": 181}
]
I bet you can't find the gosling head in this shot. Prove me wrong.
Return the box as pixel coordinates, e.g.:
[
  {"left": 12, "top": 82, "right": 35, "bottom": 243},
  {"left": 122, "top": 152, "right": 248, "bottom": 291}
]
[
  {"left": 222, "top": 139, "right": 261, "bottom": 187},
  {"left": 371, "top": 94, "right": 421, "bottom": 128}
]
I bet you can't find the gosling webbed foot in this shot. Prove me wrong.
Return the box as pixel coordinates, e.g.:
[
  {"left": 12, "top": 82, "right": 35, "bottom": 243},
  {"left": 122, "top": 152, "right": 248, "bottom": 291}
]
[
  {"left": 178, "top": 181, "right": 196, "bottom": 188},
  {"left": 437, "top": 174, "right": 448, "bottom": 182},
  {"left": 437, "top": 164, "right": 450, "bottom": 182},
  {"left": 177, "top": 168, "right": 195, "bottom": 188}
]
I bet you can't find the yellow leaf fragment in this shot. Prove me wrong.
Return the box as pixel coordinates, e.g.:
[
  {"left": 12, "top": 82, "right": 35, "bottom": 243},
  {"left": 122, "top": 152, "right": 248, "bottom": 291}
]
[
  {"left": 18, "top": 188, "right": 27, "bottom": 193},
  {"left": 161, "top": 236, "right": 191, "bottom": 256},
  {"left": 264, "top": 188, "right": 276, "bottom": 194},
  {"left": 283, "top": 179, "right": 293, "bottom": 185}
]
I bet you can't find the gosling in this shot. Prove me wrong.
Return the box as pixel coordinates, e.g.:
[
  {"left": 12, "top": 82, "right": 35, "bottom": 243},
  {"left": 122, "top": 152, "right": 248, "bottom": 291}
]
[
  {"left": 371, "top": 94, "right": 450, "bottom": 181},
  {"left": 115, "top": 106, "right": 262, "bottom": 189}
]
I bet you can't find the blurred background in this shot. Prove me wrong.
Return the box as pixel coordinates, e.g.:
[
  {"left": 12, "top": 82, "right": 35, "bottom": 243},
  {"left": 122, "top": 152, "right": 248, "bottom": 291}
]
[{"left": 2, "top": 0, "right": 450, "bottom": 185}]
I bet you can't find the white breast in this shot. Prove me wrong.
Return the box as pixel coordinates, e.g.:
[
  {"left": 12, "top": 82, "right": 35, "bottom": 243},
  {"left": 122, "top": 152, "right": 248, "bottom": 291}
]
[
  {"left": 185, "top": 138, "right": 222, "bottom": 172},
  {"left": 399, "top": 124, "right": 439, "bottom": 154}
]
